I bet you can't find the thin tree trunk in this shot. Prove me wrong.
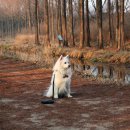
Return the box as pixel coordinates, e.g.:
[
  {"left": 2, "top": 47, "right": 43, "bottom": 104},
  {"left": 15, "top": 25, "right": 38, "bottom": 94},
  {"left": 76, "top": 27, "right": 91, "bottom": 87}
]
[
  {"left": 37, "top": 0, "right": 40, "bottom": 35},
  {"left": 1, "top": 18, "right": 3, "bottom": 38},
  {"left": 79, "top": 0, "right": 84, "bottom": 48},
  {"left": 111, "top": 2, "right": 115, "bottom": 43},
  {"left": 120, "top": 0, "right": 125, "bottom": 50},
  {"left": 28, "top": 0, "right": 32, "bottom": 32},
  {"left": 51, "top": 1, "right": 54, "bottom": 42},
  {"left": 108, "top": 0, "right": 112, "bottom": 46},
  {"left": 116, "top": 0, "right": 119, "bottom": 48},
  {"left": 69, "top": 0, "right": 75, "bottom": 46},
  {"left": 96, "top": 0, "right": 103, "bottom": 49},
  {"left": 58, "top": 0, "right": 62, "bottom": 35},
  {"left": 86, "top": 0, "right": 90, "bottom": 47},
  {"left": 118, "top": 2, "right": 121, "bottom": 50},
  {"left": 45, "top": 0, "right": 50, "bottom": 45},
  {"left": 62, "top": 0, "right": 68, "bottom": 46},
  {"left": 35, "top": 0, "right": 40, "bottom": 45}
]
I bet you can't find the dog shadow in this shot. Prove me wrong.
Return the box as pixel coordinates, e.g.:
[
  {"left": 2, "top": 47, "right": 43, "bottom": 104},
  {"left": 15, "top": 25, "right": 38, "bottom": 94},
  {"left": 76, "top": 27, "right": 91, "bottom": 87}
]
[{"left": 58, "top": 91, "right": 81, "bottom": 99}]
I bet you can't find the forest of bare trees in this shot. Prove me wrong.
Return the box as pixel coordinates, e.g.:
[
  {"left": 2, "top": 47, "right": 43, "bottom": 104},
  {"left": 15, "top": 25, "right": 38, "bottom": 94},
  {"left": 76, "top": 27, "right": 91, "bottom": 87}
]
[{"left": 0, "top": 0, "right": 130, "bottom": 50}]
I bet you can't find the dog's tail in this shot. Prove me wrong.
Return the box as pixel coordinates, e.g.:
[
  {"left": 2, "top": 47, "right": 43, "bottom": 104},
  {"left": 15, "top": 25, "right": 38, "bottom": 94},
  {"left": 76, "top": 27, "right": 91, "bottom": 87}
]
[{"left": 45, "top": 85, "right": 53, "bottom": 97}]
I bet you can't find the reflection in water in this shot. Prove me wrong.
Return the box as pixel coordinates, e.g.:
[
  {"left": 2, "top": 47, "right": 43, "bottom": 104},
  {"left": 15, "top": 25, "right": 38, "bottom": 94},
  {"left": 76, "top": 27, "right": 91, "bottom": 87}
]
[
  {"left": 44, "top": 56, "right": 130, "bottom": 85},
  {"left": 71, "top": 59, "right": 130, "bottom": 85}
]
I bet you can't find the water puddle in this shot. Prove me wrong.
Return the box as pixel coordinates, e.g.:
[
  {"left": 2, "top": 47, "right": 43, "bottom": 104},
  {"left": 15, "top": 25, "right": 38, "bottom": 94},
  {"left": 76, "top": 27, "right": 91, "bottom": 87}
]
[
  {"left": 43, "top": 57, "right": 130, "bottom": 85},
  {"left": 71, "top": 60, "right": 130, "bottom": 85}
]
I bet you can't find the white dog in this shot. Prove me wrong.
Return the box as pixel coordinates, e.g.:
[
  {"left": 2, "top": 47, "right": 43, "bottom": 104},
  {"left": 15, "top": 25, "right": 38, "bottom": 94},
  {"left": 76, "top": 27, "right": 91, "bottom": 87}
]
[{"left": 46, "top": 55, "right": 72, "bottom": 98}]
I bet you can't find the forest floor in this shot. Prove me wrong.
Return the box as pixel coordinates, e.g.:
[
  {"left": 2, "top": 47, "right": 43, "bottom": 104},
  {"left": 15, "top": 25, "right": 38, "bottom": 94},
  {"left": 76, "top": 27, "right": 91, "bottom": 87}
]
[{"left": 0, "top": 57, "right": 130, "bottom": 130}]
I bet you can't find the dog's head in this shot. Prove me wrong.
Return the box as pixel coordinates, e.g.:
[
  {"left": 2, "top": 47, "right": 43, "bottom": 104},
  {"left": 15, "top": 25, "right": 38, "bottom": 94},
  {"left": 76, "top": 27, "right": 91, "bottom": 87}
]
[
  {"left": 53, "top": 55, "right": 71, "bottom": 71},
  {"left": 60, "top": 55, "right": 71, "bottom": 69}
]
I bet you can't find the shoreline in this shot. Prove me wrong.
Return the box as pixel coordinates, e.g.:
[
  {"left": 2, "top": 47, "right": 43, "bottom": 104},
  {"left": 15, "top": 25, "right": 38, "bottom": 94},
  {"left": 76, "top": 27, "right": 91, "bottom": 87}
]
[{"left": 0, "top": 43, "right": 130, "bottom": 65}]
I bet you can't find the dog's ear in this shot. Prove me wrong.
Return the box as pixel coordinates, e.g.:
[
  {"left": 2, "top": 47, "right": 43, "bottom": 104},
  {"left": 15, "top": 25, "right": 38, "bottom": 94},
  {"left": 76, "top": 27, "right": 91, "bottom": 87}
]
[
  {"left": 59, "top": 55, "right": 63, "bottom": 61},
  {"left": 66, "top": 55, "right": 69, "bottom": 59}
]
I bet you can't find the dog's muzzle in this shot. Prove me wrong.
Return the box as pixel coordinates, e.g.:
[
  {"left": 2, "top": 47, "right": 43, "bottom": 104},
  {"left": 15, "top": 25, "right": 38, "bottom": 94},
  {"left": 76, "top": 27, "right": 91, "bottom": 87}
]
[{"left": 68, "top": 65, "right": 71, "bottom": 68}]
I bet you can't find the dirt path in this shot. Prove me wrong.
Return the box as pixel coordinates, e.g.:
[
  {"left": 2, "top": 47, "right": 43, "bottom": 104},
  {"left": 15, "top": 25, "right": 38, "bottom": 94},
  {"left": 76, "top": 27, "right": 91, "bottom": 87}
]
[{"left": 0, "top": 57, "right": 130, "bottom": 130}]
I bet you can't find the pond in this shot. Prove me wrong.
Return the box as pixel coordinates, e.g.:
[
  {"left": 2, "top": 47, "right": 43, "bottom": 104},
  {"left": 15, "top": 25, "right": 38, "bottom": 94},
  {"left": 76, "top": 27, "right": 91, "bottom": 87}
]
[
  {"left": 71, "top": 59, "right": 130, "bottom": 85},
  {"left": 43, "top": 56, "right": 130, "bottom": 85}
]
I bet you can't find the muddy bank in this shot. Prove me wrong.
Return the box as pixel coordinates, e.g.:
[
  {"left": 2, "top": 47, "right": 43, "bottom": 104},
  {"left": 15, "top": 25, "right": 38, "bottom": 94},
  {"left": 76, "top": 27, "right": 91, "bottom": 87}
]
[{"left": 0, "top": 57, "right": 130, "bottom": 130}]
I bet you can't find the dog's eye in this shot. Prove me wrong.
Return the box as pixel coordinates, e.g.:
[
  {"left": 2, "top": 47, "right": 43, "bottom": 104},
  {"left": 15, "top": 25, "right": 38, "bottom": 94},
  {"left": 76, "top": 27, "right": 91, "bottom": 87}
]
[{"left": 64, "top": 62, "right": 67, "bottom": 64}]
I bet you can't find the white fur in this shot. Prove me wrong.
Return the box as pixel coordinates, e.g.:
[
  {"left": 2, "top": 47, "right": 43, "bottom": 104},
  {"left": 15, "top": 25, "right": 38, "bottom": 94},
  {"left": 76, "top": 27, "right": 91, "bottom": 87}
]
[{"left": 46, "top": 55, "right": 72, "bottom": 98}]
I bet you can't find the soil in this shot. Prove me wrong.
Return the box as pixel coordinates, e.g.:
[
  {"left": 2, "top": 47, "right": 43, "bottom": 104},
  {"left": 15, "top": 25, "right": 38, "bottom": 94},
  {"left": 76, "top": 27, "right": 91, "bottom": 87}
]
[{"left": 0, "top": 57, "right": 130, "bottom": 130}]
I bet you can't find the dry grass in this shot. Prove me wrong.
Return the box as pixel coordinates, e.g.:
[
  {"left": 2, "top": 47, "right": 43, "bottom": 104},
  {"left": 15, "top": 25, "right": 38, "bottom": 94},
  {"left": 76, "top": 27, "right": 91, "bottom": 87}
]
[
  {"left": 0, "top": 34, "right": 130, "bottom": 64},
  {"left": 14, "top": 34, "right": 45, "bottom": 45},
  {"left": 14, "top": 34, "right": 35, "bottom": 44},
  {"left": 108, "top": 51, "right": 130, "bottom": 63},
  {"left": 83, "top": 51, "right": 93, "bottom": 59},
  {"left": 69, "top": 49, "right": 84, "bottom": 59}
]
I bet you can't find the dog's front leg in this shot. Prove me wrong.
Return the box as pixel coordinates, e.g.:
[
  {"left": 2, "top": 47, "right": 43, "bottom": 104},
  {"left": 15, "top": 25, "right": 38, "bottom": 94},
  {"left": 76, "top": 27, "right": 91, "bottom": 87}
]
[
  {"left": 54, "top": 87, "right": 58, "bottom": 99},
  {"left": 67, "top": 80, "right": 72, "bottom": 98},
  {"left": 67, "top": 88, "right": 72, "bottom": 98}
]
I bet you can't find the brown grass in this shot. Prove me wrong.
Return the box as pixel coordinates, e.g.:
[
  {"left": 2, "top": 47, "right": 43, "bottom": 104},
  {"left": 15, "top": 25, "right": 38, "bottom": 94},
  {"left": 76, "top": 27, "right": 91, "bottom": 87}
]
[{"left": 0, "top": 34, "right": 130, "bottom": 64}]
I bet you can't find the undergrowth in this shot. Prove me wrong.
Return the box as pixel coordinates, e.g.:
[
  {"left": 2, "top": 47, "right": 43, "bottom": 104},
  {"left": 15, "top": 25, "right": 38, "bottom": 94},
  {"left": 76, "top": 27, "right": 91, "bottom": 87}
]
[{"left": 0, "top": 34, "right": 130, "bottom": 64}]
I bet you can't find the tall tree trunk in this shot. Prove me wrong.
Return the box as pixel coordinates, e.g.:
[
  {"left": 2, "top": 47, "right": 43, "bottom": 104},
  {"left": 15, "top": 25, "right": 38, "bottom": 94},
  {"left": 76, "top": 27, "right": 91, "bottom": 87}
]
[
  {"left": 111, "top": 2, "right": 115, "bottom": 43},
  {"left": 96, "top": 0, "right": 103, "bottom": 49},
  {"left": 35, "top": 0, "right": 40, "bottom": 45},
  {"left": 69, "top": 0, "right": 75, "bottom": 46},
  {"left": 45, "top": 0, "right": 50, "bottom": 45},
  {"left": 79, "top": 0, "right": 84, "bottom": 48},
  {"left": 37, "top": 0, "right": 40, "bottom": 35},
  {"left": 116, "top": 0, "right": 119, "bottom": 48},
  {"left": 86, "top": 0, "right": 90, "bottom": 47},
  {"left": 1, "top": 17, "right": 3, "bottom": 38},
  {"left": 25, "top": 9, "right": 28, "bottom": 32},
  {"left": 28, "top": 0, "right": 32, "bottom": 32},
  {"left": 120, "top": 0, "right": 125, "bottom": 50},
  {"left": 108, "top": 0, "right": 112, "bottom": 46},
  {"left": 58, "top": 0, "right": 62, "bottom": 35},
  {"left": 118, "top": 1, "right": 121, "bottom": 50},
  {"left": 62, "top": 0, "right": 68, "bottom": 46},
  {"left": 51, "top": 1, "right": 54, "bottom": 42}
]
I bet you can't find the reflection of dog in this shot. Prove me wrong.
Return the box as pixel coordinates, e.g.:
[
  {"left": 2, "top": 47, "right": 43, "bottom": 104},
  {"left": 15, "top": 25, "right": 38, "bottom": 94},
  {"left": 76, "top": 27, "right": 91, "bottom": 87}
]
[{"left": 46, "top": 55, "right": 72, "bottom": 98}]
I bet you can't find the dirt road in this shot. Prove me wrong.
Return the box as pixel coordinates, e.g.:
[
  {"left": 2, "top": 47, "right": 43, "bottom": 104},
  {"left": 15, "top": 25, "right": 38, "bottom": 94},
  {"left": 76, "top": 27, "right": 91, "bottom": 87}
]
[{"left": 0, "top": 57, "right": 130, "bottom": 130}]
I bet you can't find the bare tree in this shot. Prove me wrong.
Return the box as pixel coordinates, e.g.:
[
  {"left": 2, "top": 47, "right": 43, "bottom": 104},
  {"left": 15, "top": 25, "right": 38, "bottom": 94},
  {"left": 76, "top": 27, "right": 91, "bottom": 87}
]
[
  {"left": 107, "top": 0, "right": 112, "bottom": 46},
  {"left": 116, "top": 0, "right": 119, "bottom": 48},
  {"left": 27, "top": 0, "right": 32, "bottom": 32},
  {"left": 51, "top": 1, "right": 54, "bottom": 42},
  {"left": 79, "top": 0, "right": 84, "bottom": 48},
  {"left": 35, "top": 0, "right": 40, "bottom": 45},
  {"left": 117, "top": 0, "right": 125, "bottom": 50},
  {"left": 96, "top": 0, "right": 103, "bottom": 49},
  {"left": 45, "top": 0, "right": 50, "bottom": 45},
  {"left": 120, "top": 0, "right": 125, "bottom": 50},
  {"left": 58, "top": 0, "right": 62, "bottom": 36},
  {"left": 69, "top": 0, "right": 75, "bottom": 46},
  {"left": 62, "top": 0, "right": 68, "bottom": 46},
  {"left": 86, "top": 0, "right": 90, "bottom": 47}
]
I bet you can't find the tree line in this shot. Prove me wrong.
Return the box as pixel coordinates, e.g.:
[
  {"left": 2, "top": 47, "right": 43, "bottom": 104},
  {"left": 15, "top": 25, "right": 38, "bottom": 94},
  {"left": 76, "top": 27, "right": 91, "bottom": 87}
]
[{"left": 0, "top": 0, "right": 129, "bottom": 50}]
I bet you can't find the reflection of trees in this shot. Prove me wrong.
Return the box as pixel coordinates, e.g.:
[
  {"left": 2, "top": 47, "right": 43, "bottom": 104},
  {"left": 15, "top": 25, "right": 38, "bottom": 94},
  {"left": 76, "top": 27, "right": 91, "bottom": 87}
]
[
  {"left": 125, "top": 74, "right": 130, "bottom": 84},
  {"left": 98, "top": 66, "right": 103, "bottom": 77},
  {"left": 83, "top": 64, "right": 85, "bottom": 70},
  {"left": 72, "top": 61, "right": 92, "bottom": 76},
  {"left": 109, "top": 66, "right": 114, "bottom": 79},
  {"left": 117, "top": 70, "right": 125, "bottom": 82},
  {"left": 71, "top": 59, "right": 128, "bottom": 84}
]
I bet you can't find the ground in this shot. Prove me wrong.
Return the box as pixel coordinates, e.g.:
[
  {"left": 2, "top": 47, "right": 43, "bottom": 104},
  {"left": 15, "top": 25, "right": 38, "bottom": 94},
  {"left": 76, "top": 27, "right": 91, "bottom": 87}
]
[{"left": 0, "top": 57, "right": 130, "bottom": 130}]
